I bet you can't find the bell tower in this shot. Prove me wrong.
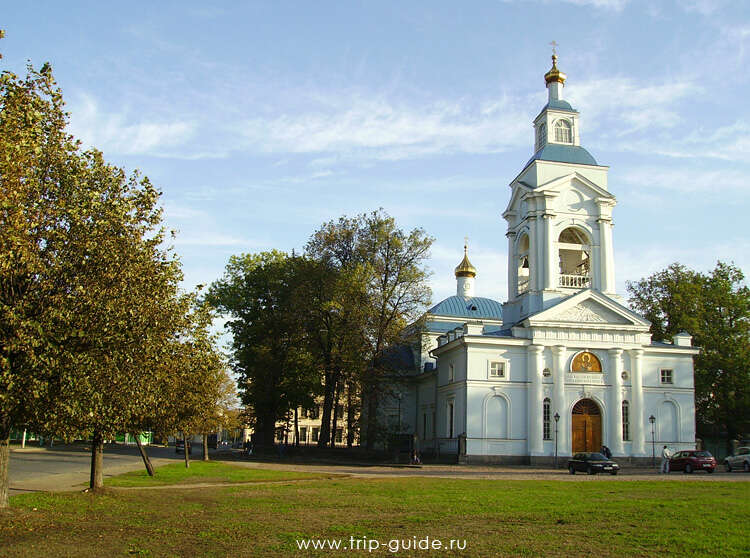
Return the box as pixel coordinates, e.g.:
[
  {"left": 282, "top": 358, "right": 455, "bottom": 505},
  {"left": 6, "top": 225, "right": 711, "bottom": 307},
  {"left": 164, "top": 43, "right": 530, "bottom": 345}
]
[{"left": 501, "top": 53, "right": 617, "bottom": 326}]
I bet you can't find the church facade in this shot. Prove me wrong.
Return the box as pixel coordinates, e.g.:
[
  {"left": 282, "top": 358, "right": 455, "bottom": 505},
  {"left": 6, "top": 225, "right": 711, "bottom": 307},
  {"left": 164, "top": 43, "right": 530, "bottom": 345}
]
[{"left": 391, "top": 56, "right": 699, "bottom": 464}]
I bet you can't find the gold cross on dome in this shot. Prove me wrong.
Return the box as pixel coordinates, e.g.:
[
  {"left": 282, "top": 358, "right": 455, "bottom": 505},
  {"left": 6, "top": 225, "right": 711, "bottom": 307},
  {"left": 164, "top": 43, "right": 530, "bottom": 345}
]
[
  {"left": 550, "top": 40, "right": 558, "bottom": 55},
  {"left": 464, "top": 236, "right": 469, "bottom": 252}
]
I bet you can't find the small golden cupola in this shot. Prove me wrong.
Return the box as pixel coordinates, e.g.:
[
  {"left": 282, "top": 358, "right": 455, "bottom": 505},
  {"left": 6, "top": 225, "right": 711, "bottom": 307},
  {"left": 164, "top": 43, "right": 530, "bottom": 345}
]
[
  {"left": 455, "top": 242, "right": 477, "bottom": 297},
  {"left": 544, "top": 48, "right": 567, "bottom": 103},
  {"left": 544, "top": 53, "right": 567, "bottom": 86}
]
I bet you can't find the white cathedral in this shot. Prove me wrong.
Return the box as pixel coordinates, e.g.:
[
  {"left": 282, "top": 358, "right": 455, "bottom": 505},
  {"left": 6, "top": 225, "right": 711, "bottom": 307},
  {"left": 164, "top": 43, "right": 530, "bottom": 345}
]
[{"left": 389, "top": 56, "right": 699, "bottom": 464}]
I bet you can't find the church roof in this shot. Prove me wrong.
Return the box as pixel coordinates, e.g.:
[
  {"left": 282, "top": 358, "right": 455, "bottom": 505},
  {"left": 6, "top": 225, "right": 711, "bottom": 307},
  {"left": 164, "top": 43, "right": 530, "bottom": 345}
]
[
  {"left": 539, "top": 99, "right": 577, "bottom": 113},
  {"left": 427, "top": 295, "right": 503, "bottom": 320},
  {"left": 526, "top": 144, "right": 598, "bottom": 167}
]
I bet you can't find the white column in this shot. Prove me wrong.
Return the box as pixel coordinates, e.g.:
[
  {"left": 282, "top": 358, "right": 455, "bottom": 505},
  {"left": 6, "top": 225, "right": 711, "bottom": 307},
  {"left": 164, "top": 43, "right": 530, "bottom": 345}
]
[
  {"left": 599, "top": 218, "right": 615, "bottom": 294},
  {"left": 608, "top": 349, "right": 624, "bottom": 456},
  {"left": 507, "top": 232, "right": 517, "bottom": 299},
  {"left": 630, "top": 349, "right": 645, "bottom": 455},
  {"left": 527, "top": 344, "right": 544, "bottom": 455},
  {"left": 543, "top": 214, "right": 555, "bottom": 291},
  {"left": 528, "top": 217, "right": 537, "bottom": 292},
  {"left": 552, "top": 345, "right": 568, "bottom": 455}
]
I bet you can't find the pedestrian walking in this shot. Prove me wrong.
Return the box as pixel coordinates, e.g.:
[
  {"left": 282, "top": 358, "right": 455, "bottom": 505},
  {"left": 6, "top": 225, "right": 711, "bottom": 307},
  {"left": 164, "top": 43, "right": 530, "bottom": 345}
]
[{"left": 660, "top": 445, "right": 671, "bottom": 473}]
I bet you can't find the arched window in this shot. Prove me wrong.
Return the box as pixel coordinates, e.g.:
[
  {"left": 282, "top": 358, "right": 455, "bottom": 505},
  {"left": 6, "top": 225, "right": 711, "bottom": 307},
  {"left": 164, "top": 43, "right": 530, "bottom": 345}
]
[
  {"left": 486, "top": 395, "right": 508, "bottom": 439},
  {"left": 622, "top": 400, "right": 630, "bottom": 441},
  {"left": 536, "top": 122, "right": 547, "bottom": 152},
  {"left": 554, "top": 120, "right": 572, "bottom": 143},
  {"left": 543, "top": 398, "right": 552, "bottom": 440},
  {"left": 517, "top": 234, "right": 530, "bottom": 294},
  {"left": 558, "top": 227, "right": 591, "bottom": 288}
]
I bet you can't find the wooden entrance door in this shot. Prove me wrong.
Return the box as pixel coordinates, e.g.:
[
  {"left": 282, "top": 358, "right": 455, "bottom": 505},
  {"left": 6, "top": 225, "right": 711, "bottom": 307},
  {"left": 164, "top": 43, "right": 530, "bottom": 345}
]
[{"left": 571, "top": 399, "right": 602, "bottom": 453}]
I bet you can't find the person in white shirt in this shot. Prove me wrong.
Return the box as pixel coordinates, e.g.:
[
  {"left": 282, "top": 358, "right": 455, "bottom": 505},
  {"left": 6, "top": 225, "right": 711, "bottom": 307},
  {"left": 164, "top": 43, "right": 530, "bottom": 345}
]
[{"left": 660, "top": 445, "right": 672, "bottom": 473}]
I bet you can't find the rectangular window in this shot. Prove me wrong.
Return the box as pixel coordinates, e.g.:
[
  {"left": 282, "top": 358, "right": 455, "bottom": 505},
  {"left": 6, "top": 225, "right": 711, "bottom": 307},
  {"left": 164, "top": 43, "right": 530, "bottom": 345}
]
[
  {"left": 307, "top": 406, "right": 319, "bottom": 419},
  {"left": 489, "top": 361, "right": 505, "bottom": 378},
  {"left": 660, "top": 369, "right": 673, "bottom": 384},
  {"left": 299, "top": 426, "right": 307, "bottom": 443},
  {"left": 423, "top": 413, "right": 427, "bottom": 438},
  {"left": 311, "top": 427, "right": 319, "bottom": 442},
  {"left": 335, "top": 429, "right": 343, "bottom": 444},
  {"left": 449, "top": 364, "right": 455, "bottom": 383},
  {"left": 335, "top": 406, "right": 344, "bottom": 420},
  {"left": 543, "top": 399, "right": 551, "bottom": 441}
]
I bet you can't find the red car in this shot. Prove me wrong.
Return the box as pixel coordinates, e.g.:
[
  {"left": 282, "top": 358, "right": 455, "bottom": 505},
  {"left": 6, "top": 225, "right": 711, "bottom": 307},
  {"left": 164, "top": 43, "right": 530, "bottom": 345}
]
[{"left": 668, "top": 450, "right": 716, "bottom": 473}]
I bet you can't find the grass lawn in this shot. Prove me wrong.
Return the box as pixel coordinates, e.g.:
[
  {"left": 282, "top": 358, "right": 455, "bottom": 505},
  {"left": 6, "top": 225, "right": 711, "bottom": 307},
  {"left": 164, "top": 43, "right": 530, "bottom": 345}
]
[
  {"left": 105, "top": 460, "right": 329, "bottom": 487},
  {"left": 2, "top": 466, "right": 747, "bottom": 557}
]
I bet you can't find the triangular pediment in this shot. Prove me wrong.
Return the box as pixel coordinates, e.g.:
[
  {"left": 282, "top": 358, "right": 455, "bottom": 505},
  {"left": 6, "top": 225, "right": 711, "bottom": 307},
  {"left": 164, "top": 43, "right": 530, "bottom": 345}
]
[
  {"left": 536, "top": 172, "right": 614, "bottom": 200},
  {"left": 524, "top": 290, "right": 650, "bottom": 329}
]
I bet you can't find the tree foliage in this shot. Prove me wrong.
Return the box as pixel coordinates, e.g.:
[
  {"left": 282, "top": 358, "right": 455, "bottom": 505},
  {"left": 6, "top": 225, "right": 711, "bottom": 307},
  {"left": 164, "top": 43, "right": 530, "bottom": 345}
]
[
  {"left": 206, "top": 252, "right": 320, "bottom": 447},
  {"left": 627, "top": 262, "right": 750, "bottom": 444},
  {"left": 0, "top": 51, "right": 232, "bottom": 501}
]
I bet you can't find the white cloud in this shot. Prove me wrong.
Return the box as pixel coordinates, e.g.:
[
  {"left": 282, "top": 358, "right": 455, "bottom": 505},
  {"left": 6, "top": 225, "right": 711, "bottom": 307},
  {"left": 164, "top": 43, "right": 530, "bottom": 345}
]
[
  {"left": 567, "top": 78, "right": 700, "bottom": 136},
  {"left": 557, "top": 0, "right": 629, "bottom": 10},
  {"left": 68, "top": 93, "right": 196, "bottom": 156},
  {"left": 237, "top": 95, "right": 531, "bottom": 160},
  {"left": 618, "top": 166, "right": 749, "bottom": 194}
]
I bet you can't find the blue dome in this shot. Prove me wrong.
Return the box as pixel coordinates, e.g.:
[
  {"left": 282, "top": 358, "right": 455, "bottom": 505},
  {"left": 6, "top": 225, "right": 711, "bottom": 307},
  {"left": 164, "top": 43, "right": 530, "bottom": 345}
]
[
  {"left": 427, "top": 296, "right": 503, "bottom": 320},
  {"left": 526, "top": 144, "right": 598, "bottom": 167}
]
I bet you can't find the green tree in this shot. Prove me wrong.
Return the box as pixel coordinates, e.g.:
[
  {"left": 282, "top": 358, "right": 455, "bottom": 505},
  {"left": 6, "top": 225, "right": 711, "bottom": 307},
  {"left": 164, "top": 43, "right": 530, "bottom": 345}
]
[
  {"left": 206, "top": 252, "right": 320, "bottom": 448},
  {"left": 0, "top": 55, "right": 92, "bottom": 505},
  {"left": 306, "top": 210, "right": 433, "bottom": 449},
  {"left": 627, "top": 262, "right": 750, "bottom": 449},
  {"left": 0, "top": 47, "right": 196, "bottom": 500}
]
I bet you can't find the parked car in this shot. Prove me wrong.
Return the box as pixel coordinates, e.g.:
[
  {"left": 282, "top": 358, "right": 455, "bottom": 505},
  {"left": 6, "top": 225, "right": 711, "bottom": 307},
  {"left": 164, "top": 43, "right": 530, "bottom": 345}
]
[
  {"left": 724, "top": 447, "right": 750, "bottom": 472},
  {"left": 175, "top": 439, "right": 192, "bottom": 454},
  {"left": 668, "top": 450, "right": 716, "bottom": 473},
  {"left": 568, "top": 452, "right": 620, "bottom": 475}
]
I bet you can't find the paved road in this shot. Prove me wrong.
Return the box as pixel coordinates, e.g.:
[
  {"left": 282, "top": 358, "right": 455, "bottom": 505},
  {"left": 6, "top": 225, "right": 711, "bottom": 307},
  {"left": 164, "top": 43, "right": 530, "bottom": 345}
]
[
  {"left": 9, "top": 446, "right": 749, "bottom": 496},
  {"left": 8, "top": 443, "right": 197, "bottom": 495},
  {"left": 228, "top": 460, "right": 750, "bottom": 482}
]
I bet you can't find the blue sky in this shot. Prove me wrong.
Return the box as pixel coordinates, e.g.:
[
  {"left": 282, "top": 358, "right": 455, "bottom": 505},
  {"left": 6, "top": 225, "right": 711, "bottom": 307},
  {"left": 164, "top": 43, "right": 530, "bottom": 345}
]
[{"left": 3, "top": 0, "right": 749, "bottom": 307}]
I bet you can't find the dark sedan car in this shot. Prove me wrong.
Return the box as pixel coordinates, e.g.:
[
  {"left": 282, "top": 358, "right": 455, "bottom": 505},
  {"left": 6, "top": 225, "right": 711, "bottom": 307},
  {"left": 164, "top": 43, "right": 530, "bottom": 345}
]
[
  {"left": 568, "top": 452, "right": 620, "bottom": 475},
  {"left": 668, "top": 450, "right": 716, "bottom": 473}
]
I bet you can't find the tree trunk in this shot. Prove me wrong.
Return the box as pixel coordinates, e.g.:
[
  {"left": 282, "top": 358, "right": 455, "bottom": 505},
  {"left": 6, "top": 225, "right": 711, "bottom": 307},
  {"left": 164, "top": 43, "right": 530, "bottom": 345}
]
[
  {"left": 202, "top": 433, "right": 209, "bottom": 461},
  {"left": 0, "top": 420, "right": 11, "bottom": 509},
  {"left": 318, "top": 370, "right": 336, "bottom": 447},
  {"left": 21, "top": 429, "right": 26, "bottom": 449},
  {"left": 89, "top": 430, "right": 104, "bottom": 491},
  {"left": 331, "top": 378, "right": 342, "bottom": 447},
  {"left": 134, "top": 434, "right": 154, "bottom": 476},
  {"left": 294, "top": 407, "right": 299, "bottom": 448},
  {"left": 346, "top": 381, "right": 355, "bottom": 449},
  {"left": 183, "top": 432, "right": 190, "bottom": 468}
]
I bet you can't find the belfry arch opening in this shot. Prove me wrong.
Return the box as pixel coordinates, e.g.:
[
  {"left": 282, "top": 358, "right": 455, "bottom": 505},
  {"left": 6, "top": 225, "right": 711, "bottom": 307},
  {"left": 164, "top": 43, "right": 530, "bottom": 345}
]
[
  {"left": 517, "top": 233, "right": 530, "bottom": 294},
  {"left": 558, "top": 227, "right": 591, "bottom": 288}
]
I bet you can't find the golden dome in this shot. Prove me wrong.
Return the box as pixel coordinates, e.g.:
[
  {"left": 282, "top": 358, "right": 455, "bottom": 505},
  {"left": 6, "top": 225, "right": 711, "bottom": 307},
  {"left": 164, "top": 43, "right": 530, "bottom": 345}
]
[
  {"left": 544, "top": 54, "right": 567, "bottom": 85},
  {"left": 454, "top": 245, "right": 477, "bottom": 278}
]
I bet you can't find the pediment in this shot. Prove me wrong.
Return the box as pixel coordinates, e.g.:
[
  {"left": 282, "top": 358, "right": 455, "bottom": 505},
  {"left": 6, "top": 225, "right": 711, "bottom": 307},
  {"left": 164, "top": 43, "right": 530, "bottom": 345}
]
[
  {"left": 536, "top": 172, "right": 614, "bottom": 201},
  {"left": 525, "top": 290, "right": 650, "bottom": 329},
  {"left": 547, "top": 299, "right": 631, "bottom": 324}
]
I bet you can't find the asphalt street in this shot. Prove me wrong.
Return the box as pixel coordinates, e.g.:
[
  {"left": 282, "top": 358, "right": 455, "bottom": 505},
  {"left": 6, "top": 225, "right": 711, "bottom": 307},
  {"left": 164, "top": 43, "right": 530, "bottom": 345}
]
[{"left": 8, "top": 443, "right": 193, "bottom": 495}]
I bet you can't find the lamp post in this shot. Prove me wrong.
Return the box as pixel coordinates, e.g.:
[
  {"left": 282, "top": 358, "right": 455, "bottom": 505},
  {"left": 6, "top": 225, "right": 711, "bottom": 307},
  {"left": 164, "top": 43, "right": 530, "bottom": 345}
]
[
  {"left": 649, "top": 415, "right": 656, "bottom": 468},
  {"left": 553, "top": 412, "right": 560, "bottom": 469}
]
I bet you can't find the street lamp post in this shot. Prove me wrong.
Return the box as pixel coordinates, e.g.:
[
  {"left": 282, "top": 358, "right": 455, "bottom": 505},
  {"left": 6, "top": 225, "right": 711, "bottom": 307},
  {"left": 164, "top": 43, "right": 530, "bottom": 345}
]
[
  {"left": 553, "top": 412, "right": 560, "bottom": 469},
  {"left": 649, "top": 415, "right": 656, "bottom": 468}
]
